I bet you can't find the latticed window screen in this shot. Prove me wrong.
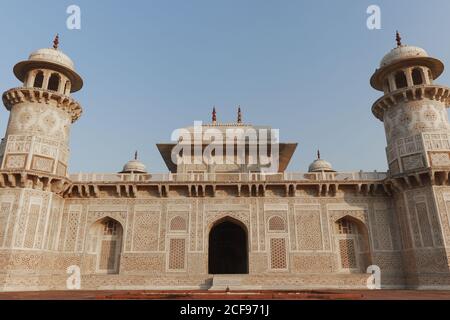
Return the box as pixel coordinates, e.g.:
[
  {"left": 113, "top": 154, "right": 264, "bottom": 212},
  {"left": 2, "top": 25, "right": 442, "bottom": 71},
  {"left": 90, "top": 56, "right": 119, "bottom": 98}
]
[
  {"left": 169, "top": 238, "right": 186, "bottom": 270},
  {"left": 337, "top": 219, "right": 355, "bottom": 234},
  {"left": 339, "top": 239, "right": 357, "bottom": 269},
  {"left": 103, "top": 220, "right": 118, "bottom": 235},
  {"left": 268, "top": 216, "right": 286, "bottom": 231},
  {"left": 170, "top": 216, "right": 187, "bottom": 231},
  {"left": 270, "top": 238, "right": 287, "bottom": 269}
]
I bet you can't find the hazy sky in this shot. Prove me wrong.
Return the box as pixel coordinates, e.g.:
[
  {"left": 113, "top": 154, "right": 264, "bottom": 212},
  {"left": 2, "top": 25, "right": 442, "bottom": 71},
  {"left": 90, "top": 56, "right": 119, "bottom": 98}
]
[{"left": 1, "top": 0, "right": 450, "bottom": 173}]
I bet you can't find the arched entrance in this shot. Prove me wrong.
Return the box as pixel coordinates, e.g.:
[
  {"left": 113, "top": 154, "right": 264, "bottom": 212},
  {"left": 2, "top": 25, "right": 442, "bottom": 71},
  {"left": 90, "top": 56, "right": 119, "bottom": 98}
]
[
  {"left": 208, "top": 218, "right": 248, "bottom": 274},
  {"left": 88, "top": 217, "right": 123, "bottom": 274}
]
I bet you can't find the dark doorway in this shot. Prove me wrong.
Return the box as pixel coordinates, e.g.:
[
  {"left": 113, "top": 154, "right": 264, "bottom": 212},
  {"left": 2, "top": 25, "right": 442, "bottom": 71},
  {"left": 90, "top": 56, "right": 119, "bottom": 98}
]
[{"left": 208, "top": 220, "right": 248, "bottom": 274}]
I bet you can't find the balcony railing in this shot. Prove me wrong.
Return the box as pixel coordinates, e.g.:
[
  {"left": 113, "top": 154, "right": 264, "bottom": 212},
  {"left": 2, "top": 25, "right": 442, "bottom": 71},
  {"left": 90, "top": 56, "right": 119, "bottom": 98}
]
[{"left": 69, "top": 171, "right": 387, "bottom": 183}]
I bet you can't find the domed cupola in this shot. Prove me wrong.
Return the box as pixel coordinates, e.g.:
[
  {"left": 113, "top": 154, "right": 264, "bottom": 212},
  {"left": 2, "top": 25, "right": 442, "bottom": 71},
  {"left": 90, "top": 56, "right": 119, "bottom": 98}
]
[
  {"left": 12, "top": 34, "right": 83, "bottom": 94},
  {"left": 120, "top": 151, "right": 147, "bottom": 174},
  {"left": 308, "top": 150, "right": 335, "bottom": 173},
  {"left": 370, "top": 31, "right": 444, "bottom": 93}
]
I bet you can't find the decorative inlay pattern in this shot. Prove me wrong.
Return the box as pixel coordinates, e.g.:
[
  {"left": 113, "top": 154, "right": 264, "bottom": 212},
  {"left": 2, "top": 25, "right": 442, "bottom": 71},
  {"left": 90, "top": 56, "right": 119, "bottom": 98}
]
[
  {"left": 132, "top": 211, "right": 159, "bottom": 252},
  {"left": 296, "top": 210, "right": 322, "bottom": 250},
  {"left": 430, "top": 152, "right": 450, "bottom": 166},
  {"left": 0, "top": 202, "right": 11, "bottom": 246},
  {"left": 170, "top": 216, "right": 187, "bottom": 231},
  {"left": 268, "top": 216, "right": 286, "bottom": 232},
  {"left": 31, "top": 155, "right": 54, "bottom": 173},
  {"left": 401, "top": 154, "right": 424, "bottom": 171},
  {"left": 5, "top": 154, "right": 26, "bottom": 169}
]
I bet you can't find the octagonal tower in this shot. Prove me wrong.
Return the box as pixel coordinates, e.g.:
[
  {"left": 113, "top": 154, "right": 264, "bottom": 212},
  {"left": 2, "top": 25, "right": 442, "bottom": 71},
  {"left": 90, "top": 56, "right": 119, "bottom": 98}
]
[
  {"left": 371, "top": 32, "right": 450, "bottom": 177},
  {"left": 0, "top": 35, "right": 83, "bottom": 192},
  {"left": 0, "top": 37, "right": 83, "bottom": 282},
  {"left": 371, "top": 33, "right": 450, "bottom": 288}
]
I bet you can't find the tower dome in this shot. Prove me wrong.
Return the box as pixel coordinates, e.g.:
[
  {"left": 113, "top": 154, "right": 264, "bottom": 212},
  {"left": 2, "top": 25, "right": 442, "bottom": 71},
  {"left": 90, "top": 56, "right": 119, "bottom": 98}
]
[
  {"left": 308, "top": 151, "right": 335, "bottom": 173},
  {"left": 13, "top": 35, "right": 83, "bottom": 92},
  {"left": 120, "top": 152, "right": 147, "bottom": 174},
  {"left": 380, "top": 45, "right": 429, "bottom": 67}
]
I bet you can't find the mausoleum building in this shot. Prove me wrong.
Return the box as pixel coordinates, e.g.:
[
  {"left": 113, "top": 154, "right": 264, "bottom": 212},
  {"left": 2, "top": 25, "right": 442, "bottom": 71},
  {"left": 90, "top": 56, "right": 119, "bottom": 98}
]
[{"left": 1, "top": 34, "right": 450, "bottom": 291}]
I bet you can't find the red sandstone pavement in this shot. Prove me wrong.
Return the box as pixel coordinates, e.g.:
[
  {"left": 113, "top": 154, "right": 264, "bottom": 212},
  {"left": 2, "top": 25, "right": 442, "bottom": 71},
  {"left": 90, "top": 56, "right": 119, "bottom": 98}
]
[{"left": 0, "top": 289, "right": 449, "bottom": 300}]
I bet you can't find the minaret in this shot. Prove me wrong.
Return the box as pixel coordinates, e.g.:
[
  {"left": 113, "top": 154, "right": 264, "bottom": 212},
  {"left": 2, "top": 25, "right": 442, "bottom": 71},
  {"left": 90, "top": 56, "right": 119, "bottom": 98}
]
[
  {"left": 1, "top": 35, "right": 83, "bottom": 193},
  {"left": 371, "top": 33, "right": 450, "bottom": 288},
  {"left": 371, "top": 32, "right": 450, "bottom": 177},
  {"left": 0, "top": 37, "right": 84, "bottom": 281}
]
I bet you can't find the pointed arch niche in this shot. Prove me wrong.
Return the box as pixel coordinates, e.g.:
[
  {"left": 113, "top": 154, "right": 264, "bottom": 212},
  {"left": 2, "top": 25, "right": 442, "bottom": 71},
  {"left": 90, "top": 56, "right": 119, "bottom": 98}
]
[
  {"left": 334, "top": 216, "right": 372, "bottom": 273},
  {"left": 87, "top": 217, "right": 123, "bottom": 274}
]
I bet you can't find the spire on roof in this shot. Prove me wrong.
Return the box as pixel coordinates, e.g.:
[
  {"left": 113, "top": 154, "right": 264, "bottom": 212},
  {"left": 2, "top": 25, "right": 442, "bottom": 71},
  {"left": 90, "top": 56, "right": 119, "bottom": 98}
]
[
  {"left": 212, "top": 106, "right": 217, "bottom": 124},
  {"left": 237, "top": 106, "right": 242, "bottom": 124},
  {"left": 134, "top": 150, "right": 138, "bottom": 160},
  {"left": 317, "top": 149, "right": 321, "bottom": 160},
  {"left": 395, "top": 30, "right": 402, "bottom": 47},
  {"left": 53, "top": 34, "right": 60, "bottom": 50}
]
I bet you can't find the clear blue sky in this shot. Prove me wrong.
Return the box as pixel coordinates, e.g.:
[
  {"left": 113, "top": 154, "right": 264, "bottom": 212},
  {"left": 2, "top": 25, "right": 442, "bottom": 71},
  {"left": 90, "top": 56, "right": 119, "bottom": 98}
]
[{"left": 1, "top": 0, "right": 450, "bottom": 173}]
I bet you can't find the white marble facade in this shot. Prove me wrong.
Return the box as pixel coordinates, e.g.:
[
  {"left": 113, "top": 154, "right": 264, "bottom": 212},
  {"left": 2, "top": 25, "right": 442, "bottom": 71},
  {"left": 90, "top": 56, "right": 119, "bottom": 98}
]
[{"left": 1, "top": 35, "right": 450, "bottom": 291}]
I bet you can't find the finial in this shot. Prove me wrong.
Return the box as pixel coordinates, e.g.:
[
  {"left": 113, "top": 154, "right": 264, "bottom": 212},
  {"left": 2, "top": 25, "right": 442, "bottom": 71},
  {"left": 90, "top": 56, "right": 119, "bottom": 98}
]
[
  {"left": 237, "top": 106, "right": 242, "bottom": 124},
  {"left": 134, "top": 151, "right": 138, "bottom": 160},
  {"left": 317, "top": 149, "right": 321, "bottom": 159},
  {"left": 395, "top": 31, "right": 402, "bottom": 47},
  {"left": 53, "top": 34, "right": 60, "bottom": 50},
  {"left": 212, "top": 107, "right": 217, "bottom": 124}
]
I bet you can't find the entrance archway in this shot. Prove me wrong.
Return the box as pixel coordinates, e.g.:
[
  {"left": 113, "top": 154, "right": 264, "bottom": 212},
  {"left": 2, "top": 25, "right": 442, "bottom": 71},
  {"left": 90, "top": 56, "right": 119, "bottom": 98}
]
[{"left": 208, "top": 218, "right": 248, "bottom": 274}]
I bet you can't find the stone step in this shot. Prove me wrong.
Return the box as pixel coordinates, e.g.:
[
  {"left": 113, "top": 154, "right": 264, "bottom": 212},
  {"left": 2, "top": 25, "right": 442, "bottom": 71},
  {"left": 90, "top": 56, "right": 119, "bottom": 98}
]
[{"left": 209, "top": 274, "right": 246, "bottom": 290}]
